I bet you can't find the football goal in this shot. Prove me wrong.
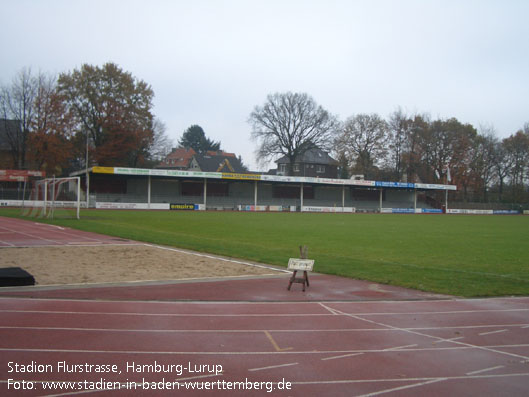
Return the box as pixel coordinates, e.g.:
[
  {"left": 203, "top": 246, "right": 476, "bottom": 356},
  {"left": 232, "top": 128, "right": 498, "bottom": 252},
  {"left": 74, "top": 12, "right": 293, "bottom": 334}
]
[{"left": 21, "top": 177, "right": 81, "bottom": 219}]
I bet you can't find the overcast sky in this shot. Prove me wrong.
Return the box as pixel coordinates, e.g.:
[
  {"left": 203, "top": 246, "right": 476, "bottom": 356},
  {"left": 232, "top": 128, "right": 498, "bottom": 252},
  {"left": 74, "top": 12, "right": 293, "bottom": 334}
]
[{"left": 2, "top": 0, "right": 528, "bottom": 170}]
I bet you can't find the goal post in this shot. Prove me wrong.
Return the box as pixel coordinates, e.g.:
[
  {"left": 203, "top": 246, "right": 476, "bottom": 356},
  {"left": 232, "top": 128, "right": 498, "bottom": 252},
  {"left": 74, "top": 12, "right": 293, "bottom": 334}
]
[{"left": 21, "top": 177, "right": 81, "bottom": 219}]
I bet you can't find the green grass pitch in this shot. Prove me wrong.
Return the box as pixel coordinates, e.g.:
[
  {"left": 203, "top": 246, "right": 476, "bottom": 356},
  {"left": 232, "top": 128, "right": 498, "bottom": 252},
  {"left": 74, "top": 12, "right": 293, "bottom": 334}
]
[{"left": 1, "top": 208, "right": 528, "bottom": 297}]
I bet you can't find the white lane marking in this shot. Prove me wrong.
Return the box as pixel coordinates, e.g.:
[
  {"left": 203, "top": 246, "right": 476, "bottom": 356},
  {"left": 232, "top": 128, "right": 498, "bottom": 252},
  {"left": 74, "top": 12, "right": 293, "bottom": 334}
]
[
  {"left": 355, "top": 378, "right": 446, "bottom": 397},
  {"left": 248, "top": 362, "right": 298, "bottom": 372},
  {"left": 466, "top": 365, "right": 505, "bottom": 375},
  {"left": 318, "top": 302, "right": 341, "bottom": 315},
  {"left": 478, "top": 329, "right": 508, "bottom": 336},
  {"left": 321, "top": 352, "right": 364, "bottom": 361},
  {"left": 383, "top": 344, "right": 418, "bottom": 351}
]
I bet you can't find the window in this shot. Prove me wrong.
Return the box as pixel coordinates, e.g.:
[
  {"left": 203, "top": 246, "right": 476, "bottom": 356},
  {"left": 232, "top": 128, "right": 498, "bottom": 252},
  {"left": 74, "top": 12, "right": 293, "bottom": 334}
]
[
  {"left": 279, "top": 164, "right": 286, "bottom": 173},
  {"left": 293, "top": 164, "right": 300, "bottom": 172},
  {"left": 316, "top": 165, "right": 325, "bottom": 173}
]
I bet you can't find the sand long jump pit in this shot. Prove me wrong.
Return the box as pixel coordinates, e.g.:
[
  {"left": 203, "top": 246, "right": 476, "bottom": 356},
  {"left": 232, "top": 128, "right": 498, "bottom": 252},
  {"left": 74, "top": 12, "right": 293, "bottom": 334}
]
[{"left": 0, "top": 243, "right": 286, "bottom": 286}]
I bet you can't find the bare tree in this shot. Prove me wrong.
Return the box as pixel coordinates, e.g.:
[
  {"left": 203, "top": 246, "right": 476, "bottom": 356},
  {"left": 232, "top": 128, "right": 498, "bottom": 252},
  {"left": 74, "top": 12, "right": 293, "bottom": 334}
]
[
  {"left": 503, "top": 130, "right": 529, "bottom": 203},
  {"left": 387, "top": 108, "right": 411, "bottom": 180},
  {"left": 248, "top": 92, "right": 338, "bottom": 174},
  {"left": 149, "top": 118, "right": 174, "bottom": 161},
  {"left": 336, "top": 113, "right": 388, "bottom": 179},
  {"left": 0, "top": 68, "right": 39, "bottom": 168},
  {"left": 468, "top": 125, "right": 498, "bottom": 201}
]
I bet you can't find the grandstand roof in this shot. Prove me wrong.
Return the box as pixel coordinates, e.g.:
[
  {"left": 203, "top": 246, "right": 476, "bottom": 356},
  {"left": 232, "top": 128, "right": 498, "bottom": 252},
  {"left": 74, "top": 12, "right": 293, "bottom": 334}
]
[{"left": 79, "top": 166, "right": 457, "bottom": 192}]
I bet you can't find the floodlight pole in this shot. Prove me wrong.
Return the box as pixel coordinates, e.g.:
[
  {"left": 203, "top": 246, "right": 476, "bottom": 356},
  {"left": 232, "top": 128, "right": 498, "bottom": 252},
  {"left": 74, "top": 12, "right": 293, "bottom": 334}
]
[{"left": 85, "top": 130, "right": 89, "bottom": 209}]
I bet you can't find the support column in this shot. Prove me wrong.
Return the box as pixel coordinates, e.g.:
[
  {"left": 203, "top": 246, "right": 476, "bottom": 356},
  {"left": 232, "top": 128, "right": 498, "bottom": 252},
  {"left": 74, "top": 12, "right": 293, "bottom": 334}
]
[
  {"left": 342, "top": 185, "right": 345, "bottom": 210},
  {"left": 300, "top": 183, "right": 304, "bottom": 211},
  {"left": 147, "top": 175, "right": 151, "bottom": 209},
  {"left": 203, "top": 178, "right": 207, "bottom": 209},
  {"left": 379, "top": 188, "right": 383, "bottom": 212},
  {"left": 414, "top": 190, "right": 417, "bottom": 212},
  {"left": 445, "top": 189, "right": 448, "bottom": 213},
  {"left": 254, "top": 180, "right": 258, "bottom": 207}
]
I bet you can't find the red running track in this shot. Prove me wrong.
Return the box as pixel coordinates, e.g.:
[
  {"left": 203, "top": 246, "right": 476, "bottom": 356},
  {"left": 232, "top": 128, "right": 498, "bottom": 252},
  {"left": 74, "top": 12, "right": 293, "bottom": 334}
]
[
  {"left": 0, "top": 297, "right": 528, "bottom": 396},
  {"left": 0, "top": 216, "right": 132, "bottom": 247}
]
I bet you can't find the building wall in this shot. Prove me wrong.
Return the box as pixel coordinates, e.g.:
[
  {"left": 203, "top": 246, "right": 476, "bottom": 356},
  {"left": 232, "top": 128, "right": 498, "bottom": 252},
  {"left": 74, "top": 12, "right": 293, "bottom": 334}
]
[{"left": 279, "top": 163, "right": 338, "bottom": 178}]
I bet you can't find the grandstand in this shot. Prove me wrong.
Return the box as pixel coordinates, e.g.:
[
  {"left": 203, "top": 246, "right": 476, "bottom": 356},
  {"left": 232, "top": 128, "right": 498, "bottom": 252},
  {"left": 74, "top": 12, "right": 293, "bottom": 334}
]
[{"left": 70, "top": 166, "right": 456, "bottom": 213}]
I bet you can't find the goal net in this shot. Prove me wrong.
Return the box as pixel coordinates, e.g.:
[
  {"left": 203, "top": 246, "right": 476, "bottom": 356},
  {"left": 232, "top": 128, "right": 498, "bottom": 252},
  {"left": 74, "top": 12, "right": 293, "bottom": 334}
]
[{"left": 21, "top": 177, "right": 81, "bottom": 219}]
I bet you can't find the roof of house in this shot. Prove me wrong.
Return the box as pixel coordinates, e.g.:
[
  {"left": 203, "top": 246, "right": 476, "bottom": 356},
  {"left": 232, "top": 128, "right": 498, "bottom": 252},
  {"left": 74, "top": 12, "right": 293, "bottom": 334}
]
[
  {"left": 194, "top": 151, "right": 246, "bottom": 173},
  {"left": 275, "top": 148, "right": 338, "bottom": 165},
  {"left": 156, "top": 147, "right": 196, "bottom": 168}
]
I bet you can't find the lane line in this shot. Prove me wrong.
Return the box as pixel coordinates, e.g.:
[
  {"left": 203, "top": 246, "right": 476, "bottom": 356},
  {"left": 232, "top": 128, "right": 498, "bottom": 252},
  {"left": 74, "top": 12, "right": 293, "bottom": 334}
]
[
  {"left": 330, "top": 308, "right": 529, "bottom": 316},
  {"left": 383, "top": 344, "right": 418, "bottom": 351},
  {"left": 1, "top": 295, "right": 528, "bottom": 307},
  {"left": 4, "top": 305, "right": 528, "bottom": 320},
  {"left": 466, "top": 365, "right": 505, "bottom": 376},
  {"left": 248, "top": 362, "right": 298, "bottom": 372},
  {"left": 479, "top": 329, "right": 508, "bottom": 336},
  {"left": 321, "top": 352, "right": 364, "bottom": 361},
  {"left": 3, "top": 344, "right": 527, "bottom": 356},
  {"left": 0, "top": 309, "right": 334, "bottom": 317},
  {"left": 356, "top": 378, "right": 447, "bottom": 397},
  {"left": 1, "top": 325, "right": 528, "bottom": 339}
]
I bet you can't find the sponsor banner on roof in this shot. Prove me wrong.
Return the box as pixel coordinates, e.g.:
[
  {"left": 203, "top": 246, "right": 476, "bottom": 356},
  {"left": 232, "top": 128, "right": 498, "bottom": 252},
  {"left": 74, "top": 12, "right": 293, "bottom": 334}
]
[
  {"left": 375, "top": 181, "right": 415, "bottom": 188},
  {"left": 92, "top": 166, "right": 115, "bottom": 174},
  {"left": 350, "top": 180, "right": 376, "bottom": 187},
  {"left": 222, "top": 173, "right": 261, "bottom": 181},
  {"left": 416, "top": 183, "right": 457, "bottom": 191}
]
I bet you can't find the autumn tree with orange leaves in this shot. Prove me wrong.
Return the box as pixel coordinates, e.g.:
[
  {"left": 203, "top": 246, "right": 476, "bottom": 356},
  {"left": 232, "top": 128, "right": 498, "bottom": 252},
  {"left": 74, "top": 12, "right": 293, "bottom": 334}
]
[
  {"left": 27, "top": 73, "right": 75, "bottom": 175},
  {"left": 57, "top": 63, "right": 155, "bottom": 167}
]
